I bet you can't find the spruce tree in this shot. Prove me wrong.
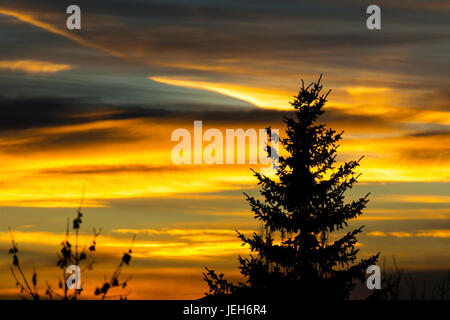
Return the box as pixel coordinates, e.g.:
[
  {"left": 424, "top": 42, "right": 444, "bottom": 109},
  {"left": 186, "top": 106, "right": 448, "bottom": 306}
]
[{"left": 204, "top": 76, "right": 379, "bottom": 300}]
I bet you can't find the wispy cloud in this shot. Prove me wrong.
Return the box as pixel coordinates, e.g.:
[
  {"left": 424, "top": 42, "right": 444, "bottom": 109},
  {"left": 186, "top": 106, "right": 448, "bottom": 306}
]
[
  {"left": 389, "top": 232, "right": 413, "bottom": 238},
  {"left": 0, "top": 8, "right": 124, "bottom": 58},
  {"left": 367, "top": 230, "right": 450, "bottom": 238},
  {"left": 0, "top": 60, "right": 72, "bottom": 73},
  {"left": 416, "top": 229, "right": 450, "bottom": 238},
  {"left": 0, "top": 227, "right": 253, "bottom": 259},
  {"left": 367, "top": 231, "right": 387, "bottom": 237},
  {"left": 376, "top": 195, "right": 450, "bottom": 204},
  {"left": 150, "top": 77, "right": 292, "bottom": 110},
  {"left": 345, "top": 86, "right": 391, "bottom": 96}
]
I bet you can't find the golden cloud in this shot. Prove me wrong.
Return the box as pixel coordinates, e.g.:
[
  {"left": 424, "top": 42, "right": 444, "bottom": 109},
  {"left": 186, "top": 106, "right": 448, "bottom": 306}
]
[
  {"left": 367, "top": 231, "right": 387, "bottom": 237},
  {"left": 416, "top": 230, "right": 450, "bottom": 238},
  {"left": 367, "top": 230, "right": 450, "bottom": 238},
  {"left": 150, "top": 76, "right": 292, "bottom": 110},
  {"left": 0, "top": 60, "right": 72, "bottom": 74}
]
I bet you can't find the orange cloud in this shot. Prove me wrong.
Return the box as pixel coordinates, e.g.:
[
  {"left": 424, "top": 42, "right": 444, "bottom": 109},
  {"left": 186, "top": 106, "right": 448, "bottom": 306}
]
[
  {"left": 367, "top": 230, "right": 450, "bottom": 238},
  {"left": 367, "top": 231, "right": 412, "bottom": 238},
  {"left": 0, "top": 112, "right": 448, "bottom": 208},
  {"left": 389, "top": 232, "right": 413, "bottom": 238},
  {"left": 367, "top": 231, "right": 387, "bottom": 237},
  {"left": 345, "top": 86, "right": 390, "bottom": 96},
  {"left": 0, "top": 227, "right": 251, "bottom": 259},
  {"left": 416, "top": 230, "right": 450, "bottom": 238},
  {"left": 150, "top": 76, "right": 292, "bottom": 110},
  {"left": 0, "top": 60, "right": 72, "bottom": 73}
]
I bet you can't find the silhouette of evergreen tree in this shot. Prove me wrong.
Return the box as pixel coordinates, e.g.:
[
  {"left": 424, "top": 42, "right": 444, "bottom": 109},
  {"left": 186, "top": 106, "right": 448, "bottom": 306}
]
[{"left": 204, "top": 76, "right": 379, "bottom": 300}]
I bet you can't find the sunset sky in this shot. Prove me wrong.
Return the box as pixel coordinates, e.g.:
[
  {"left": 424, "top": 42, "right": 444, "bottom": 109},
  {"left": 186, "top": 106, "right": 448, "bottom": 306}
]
[{"left": 0, "top": 0, "right": 449, "bottom": 299}]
